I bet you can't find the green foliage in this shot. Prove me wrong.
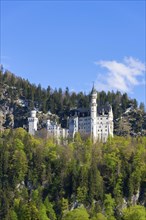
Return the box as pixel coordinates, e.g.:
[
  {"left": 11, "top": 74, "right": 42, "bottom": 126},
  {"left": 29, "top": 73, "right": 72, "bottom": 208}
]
[
  {"left": 59, "top": 197, "right": 69, "bottom": 218},
  {"left": 39, "top": 204, "right": 50, "bottom": 220},
  {"left": 63, "top": 207, "right": 89, "bottom": 220},
  {"left": 9, "top": 209, "right": 18, "bottom": 220},
  {"left": 0, "top": 129, "right": 146, "bottom": 219},
  {"left": 91, "top": 213, "right": 107, "bottom": 220},
  {"left": 1, "top": 68, "right": 145, "bottom": 134},
  {"left": 17, "top": 202, "right": 39, "bottom": 220},
  {"left": 77, "top": 186, "right": 88, "bottom": 203},
  {"left": 123, "top": 205, "right": 146, "bottom": 220},
  {"left": 44, "top": 197, "right": 57, "bottom": 220},
  {"left": 104, "top": 194, "right": 115, "bottom": 219},
  {"left": 74, "top": 132, "right": 82, "bottom": 143}
]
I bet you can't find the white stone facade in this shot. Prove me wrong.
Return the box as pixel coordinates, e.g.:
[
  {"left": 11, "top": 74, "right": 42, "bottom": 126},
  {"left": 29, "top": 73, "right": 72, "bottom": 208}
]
[
  {"left": 68, "top": 86, "right": 113, "bottom": 142},
  {"left": 28, "top": 110, "right": 38, "bottom": 135},
  {"left": 46, "top": 119, "right": 69, "bottom": 139},
  {"left": 28, "top": 87, "right": 113, "bottom": 142}
]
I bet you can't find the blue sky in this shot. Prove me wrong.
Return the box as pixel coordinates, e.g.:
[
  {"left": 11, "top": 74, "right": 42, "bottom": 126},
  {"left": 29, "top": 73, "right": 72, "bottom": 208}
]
[{"left": 1, "top": 0, "right": 145, "bottom": 105}]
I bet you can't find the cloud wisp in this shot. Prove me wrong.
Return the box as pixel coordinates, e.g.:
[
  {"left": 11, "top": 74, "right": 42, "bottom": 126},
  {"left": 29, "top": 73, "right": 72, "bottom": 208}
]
[{"left": 94, "top": 57, "right": 145, "bottom": 93}]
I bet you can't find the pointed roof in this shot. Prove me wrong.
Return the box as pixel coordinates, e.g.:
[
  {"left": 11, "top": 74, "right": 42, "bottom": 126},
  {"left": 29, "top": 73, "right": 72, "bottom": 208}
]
[{"left": 91, "top": 82, "right": 97, "bottom": 94}]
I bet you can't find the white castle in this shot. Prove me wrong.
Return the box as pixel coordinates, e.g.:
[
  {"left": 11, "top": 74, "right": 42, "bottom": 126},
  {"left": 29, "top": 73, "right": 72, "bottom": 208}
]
[
  {"left": 28, "top": 86, "right": 113, "bottom": 142},
  {"left": 46, "top": 119, "right": 69, "bottom": 139},
  {"left": 28, "top": 110, "right": 38, "bottom": 136}
]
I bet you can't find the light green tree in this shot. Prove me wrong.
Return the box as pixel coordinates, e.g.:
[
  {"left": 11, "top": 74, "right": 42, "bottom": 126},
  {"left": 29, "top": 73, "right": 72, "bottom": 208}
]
[
  {"left": 39, "top": 204, "right": 50, "bottom": 220},
  {"left": 63, "top": 207, "right": 89, "bottom": 220},
  {"left": 44, "top": 197, "right": 57, "bottom": 220},
  {"left": 104, "top": 194, "right": 115, "bottom": 220},
  {"left": 123, "top": 205, "right": 146, "bottom": 220},
  {"left": 60, "top": 197, "right": 69, "bottom": 217},
  {"left": 91, "top": 213, "right": 107, "bottom": 220}
]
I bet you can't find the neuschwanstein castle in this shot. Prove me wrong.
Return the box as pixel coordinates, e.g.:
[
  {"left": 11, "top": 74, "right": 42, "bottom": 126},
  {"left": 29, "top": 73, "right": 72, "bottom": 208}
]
[{"left": 28, "top": 86, "right": 113, "bottom": 142}]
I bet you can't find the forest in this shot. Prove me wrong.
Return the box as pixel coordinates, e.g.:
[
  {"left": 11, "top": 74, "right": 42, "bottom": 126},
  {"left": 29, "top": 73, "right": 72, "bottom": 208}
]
[
  {"left": 0, "top": 67, "right": 140, "bottom": 117},
  {"left": 0, "top": 128, "right": 146, "bottom": 220},
  {"left": 0, "top": 67, "right": 146, "bottom": 135}
]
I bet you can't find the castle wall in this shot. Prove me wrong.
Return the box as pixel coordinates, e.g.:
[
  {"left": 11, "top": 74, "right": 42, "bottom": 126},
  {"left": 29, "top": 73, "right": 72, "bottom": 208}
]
[
  {"left": 47, "top": 119, "right": 68, "bottom": 139},
  {"left": 78, "top": 116, "right": 91, "bottom": 134},
  {"left": 28, "top": 110, "right": 38, "bottom": 135},
  {"left": 68, "top": 87, "right": 113, "bottom": 142},
  {"left": 28, "top": 88, "right": 113, "bottom": 142}
]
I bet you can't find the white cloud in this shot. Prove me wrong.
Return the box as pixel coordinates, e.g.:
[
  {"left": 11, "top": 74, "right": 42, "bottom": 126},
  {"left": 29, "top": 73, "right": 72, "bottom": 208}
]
[{"left": 94, "top": 57, "right": 145, "bottom": 93}]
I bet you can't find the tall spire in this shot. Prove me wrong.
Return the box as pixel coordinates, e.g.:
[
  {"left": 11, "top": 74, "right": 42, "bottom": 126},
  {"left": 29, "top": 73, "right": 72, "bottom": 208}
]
[{"left": 91, "top": 81, "right": 96, "bottom": 94}]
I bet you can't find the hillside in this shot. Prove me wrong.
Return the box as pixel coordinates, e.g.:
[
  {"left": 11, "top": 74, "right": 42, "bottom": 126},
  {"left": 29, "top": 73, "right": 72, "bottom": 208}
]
[
  {"left": 0, "top": 66, "right": 146, "bottom": 136},
  {"left": 0, "top": 128, "right": 146, "bottom": 219},
  {"left": 0, "top": 67, "right": 146, "bottom": 219}
]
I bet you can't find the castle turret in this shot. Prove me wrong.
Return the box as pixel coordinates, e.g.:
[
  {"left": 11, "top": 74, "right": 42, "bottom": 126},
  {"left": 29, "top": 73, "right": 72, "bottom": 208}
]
[
  {"left": 90, "top": 84, "right": 97, "bottom": 142},
  {"left": 68, "top": 116, "right": 78, "bottom": 139},
  {"left": 108, "top": 105, "right": 113, "bottom": 137},
  {"left": 28, "top": 110, "right": 38, "bottom": 135},
  {"left": 46, "top": 119, "right": 51, "bottom": 130}
]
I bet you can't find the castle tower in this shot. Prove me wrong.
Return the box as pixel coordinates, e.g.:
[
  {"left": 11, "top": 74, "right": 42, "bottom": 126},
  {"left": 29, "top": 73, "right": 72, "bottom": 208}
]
[
  {"left": 28, "top": 110, "right": 38, "bottom": 135},
  {"left": 108, "top": 105, "right": 113, "bottom": 137},
  {"left": 90, "top": 84, "right": 97, "bottom": 142},
  {"left": 46, "top": 119, "right": 51, "bottom": 131}
]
